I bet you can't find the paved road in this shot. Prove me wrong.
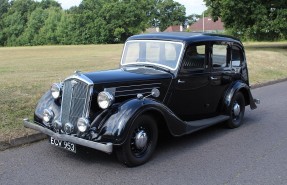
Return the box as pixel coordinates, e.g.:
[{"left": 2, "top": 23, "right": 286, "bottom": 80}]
[{"left": 1, "top": 81, "right": 287, "bottom": 185}]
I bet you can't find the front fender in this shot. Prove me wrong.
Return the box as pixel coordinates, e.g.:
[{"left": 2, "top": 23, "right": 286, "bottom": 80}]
[
  {"left": 223, "top": 81, "right": 257, "bottom": 114},
  {"left": 34, "top": 91, "right": 61, "bottom": 124},
  {"left": 98, "top": 98, "right": 187, "bottom": 145}
]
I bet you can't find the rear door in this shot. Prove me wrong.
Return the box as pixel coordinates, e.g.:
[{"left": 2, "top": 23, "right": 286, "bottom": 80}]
[{"left": 208, "top": 41, "right": 234, "bottom": 114}]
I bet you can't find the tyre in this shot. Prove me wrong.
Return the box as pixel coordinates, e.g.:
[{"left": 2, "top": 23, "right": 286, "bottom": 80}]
[
  {"left": 116, "top": 114, "right": 158, "bottom": 167},
  {"left": 226, "top": 92, "right": 245, "bottom": 128}
]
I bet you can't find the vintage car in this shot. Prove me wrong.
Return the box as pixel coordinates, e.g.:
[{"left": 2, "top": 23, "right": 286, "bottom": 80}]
[{"left": 24, "top": 32, "right": 259, "bottom": 167}]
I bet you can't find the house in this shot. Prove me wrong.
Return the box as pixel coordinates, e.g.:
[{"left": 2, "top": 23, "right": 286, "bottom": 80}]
[
  {"left": 145, "top": 27, "right": 160, "bottom": 33},
  {"left": 164, "top": 25, "right": 184, "bottom": 32},
  {"left": 189, "top": 17, "right": 224, "bottom": 33}
]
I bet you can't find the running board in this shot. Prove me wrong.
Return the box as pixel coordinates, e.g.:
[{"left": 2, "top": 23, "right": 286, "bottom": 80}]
[{"left": 185, "top": 115, "right": 229, "bottom": 128}]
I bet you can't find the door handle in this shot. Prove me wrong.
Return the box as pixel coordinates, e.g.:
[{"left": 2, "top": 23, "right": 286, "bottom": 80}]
[
  {"left": 178, "top": 79, "right": 185, "bottom": 83},
  {"left": 210, "top": 76, "right": 218, "bottom": 80}
]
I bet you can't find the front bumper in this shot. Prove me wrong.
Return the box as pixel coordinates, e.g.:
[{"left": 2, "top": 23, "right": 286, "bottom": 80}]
[{"left": 23, "top": 118, "right": 113, "bottom": 154}]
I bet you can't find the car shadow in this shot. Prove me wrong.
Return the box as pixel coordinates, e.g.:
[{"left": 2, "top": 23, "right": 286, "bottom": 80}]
[{"left": 46, "top": 114, "right": 261, "bottom": 167}]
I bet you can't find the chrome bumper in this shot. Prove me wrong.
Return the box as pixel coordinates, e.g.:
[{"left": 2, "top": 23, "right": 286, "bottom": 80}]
[{"left": 23, "top": 118, "right": 113, "bottom": 154}]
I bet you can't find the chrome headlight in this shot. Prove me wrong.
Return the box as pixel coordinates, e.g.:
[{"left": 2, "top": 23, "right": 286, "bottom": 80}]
[
  {"left": 43, "top": 109, "right": 54, "bottom": 123},
  {"left": 97, "top": 91, "right": 114, "bottom": 109},
  {"left": 51, "top": 83, "right": 62, "bottom": 99},
  {"left": 77, "top": 118, "right": 90, "bottom": 132}
]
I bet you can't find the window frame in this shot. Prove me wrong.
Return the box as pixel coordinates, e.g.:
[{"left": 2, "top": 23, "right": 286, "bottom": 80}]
[
  {"left": 179, "top": 42, "right": 209, "bottom": 74},
  {"left": 211, "top": 42, "right": 232, "bottom": 71}
]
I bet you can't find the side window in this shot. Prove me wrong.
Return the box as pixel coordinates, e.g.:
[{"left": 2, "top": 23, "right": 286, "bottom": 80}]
[
  {"left": 232, "top": 46, "right": 244, "bottom": 67},
  {"left": 212, "top": 44, "right": 229, "bottom": 68},
  {"left": 181, "top": 44, "right": 206, "bottom": 71}
]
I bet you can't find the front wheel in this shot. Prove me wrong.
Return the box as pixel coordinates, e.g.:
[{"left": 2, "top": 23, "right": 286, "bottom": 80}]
[
  {"left": 226, "top": 92, "right": 245, "bottom": 128},
  {"left": 116, "top": 115, "right": 158, "bottom": 167}
]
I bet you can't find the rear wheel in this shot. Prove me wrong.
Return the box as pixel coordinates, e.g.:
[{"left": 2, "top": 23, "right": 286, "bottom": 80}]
[
  {"left": 116, "top": 115, "right": 158, "bottom": 167},
  {"left": 226, "top": 92, "right": 245, "bottom": 128}
]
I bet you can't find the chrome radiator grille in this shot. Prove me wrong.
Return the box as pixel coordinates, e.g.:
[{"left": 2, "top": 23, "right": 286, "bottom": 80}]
[{"left": 60, "top": 78, "right": 92, "bottom": 130}]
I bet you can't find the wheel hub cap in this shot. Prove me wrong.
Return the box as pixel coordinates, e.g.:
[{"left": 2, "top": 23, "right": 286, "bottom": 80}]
[
  {"left": 233, "top": 103, "right": 240, "bottom": 116},
  {"left": 135, "top": 130, "right": 148, "bottom": 149}
]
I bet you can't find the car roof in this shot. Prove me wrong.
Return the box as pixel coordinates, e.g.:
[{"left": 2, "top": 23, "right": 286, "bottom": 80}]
[{"left": 127, "top": 32, "right": 242, "bottom": 45}]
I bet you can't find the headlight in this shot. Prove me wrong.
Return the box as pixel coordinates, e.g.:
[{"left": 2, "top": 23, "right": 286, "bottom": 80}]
[
  {"left": 43, "top": 109, "right": 54, "bottom": 123},
  {"left": 77, "top": 118, "right": 90, "bottom": 132},
  {"left": 97, "top": 91, "right": 114, "bottom": 109},
  {"left": 51, "top": 83, "right": 62, "bottom": 99}
]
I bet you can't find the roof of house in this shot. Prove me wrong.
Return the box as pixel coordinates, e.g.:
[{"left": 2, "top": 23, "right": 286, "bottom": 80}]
[
  {"left": 189, "top": 17, "right": 224, "bottom": 31},
  {"left": 145, "top": 27, "right": 159, "bottom": 33},
  {"left": 164, "top": 25, "right": 181, "bottom": 32}
]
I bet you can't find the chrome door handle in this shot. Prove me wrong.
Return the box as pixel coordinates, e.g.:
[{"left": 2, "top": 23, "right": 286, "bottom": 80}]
[
  {"left": 210, "top": 76, "right": 218, "bottom": 80},
  {"left": 178, "top": 79, "right": 185, "bottom": 83}
]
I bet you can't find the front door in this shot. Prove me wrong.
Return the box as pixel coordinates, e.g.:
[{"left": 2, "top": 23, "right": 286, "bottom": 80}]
[{"left": 167, "top": 43, "right": 212, "bottom": 121}]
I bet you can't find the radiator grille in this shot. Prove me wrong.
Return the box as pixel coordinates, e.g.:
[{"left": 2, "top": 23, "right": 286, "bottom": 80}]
[{"left": 60, "top": 78, "right": 92, "bottom": 132}]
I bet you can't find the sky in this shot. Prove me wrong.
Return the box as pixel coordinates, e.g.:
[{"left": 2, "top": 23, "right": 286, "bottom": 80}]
[{"left": 55, "top": 0, "right": 207, "bottom": 15}]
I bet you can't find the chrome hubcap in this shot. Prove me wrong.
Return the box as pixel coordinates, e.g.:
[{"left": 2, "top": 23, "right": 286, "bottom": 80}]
[
  {"left": 233, "top": 102, "right": 240, "bottom": 116},
  {"left": 135, "top": 130, "right": 148, "bottom": 149}
]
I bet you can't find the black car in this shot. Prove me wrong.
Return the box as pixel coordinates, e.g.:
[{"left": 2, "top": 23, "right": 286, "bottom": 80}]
[{"left": 24, "top": 32, "right": 259, "bottom": 167}]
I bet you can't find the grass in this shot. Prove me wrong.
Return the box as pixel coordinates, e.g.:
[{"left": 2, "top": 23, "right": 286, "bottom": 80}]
[{"left": 0, "top": 42, "right": 287, "bottom": 141}]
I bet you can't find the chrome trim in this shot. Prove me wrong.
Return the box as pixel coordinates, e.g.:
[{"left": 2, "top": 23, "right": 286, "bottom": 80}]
[
  {"left": 233, "top": 103, "right": 240, "bottom": 116},
  {"left": 135, "top": 130, "right": 148, "bottom": 149},
  {"left": 51, "top": 83, "right": 62, "bottom": 99},
  {"left": 254, "top": 99, "right": 260, "bottom": 104},
  {"left": 121, "top": 40, "right": 185, "bottom": 71},
  {"left": 59, "top": 74, "right": 94, "bottom": 133},
  {"left": 64, "top": 73, "right": 93, "bottom": 86},
  {"left": 23, "top": 119, "right": 113, "bottom": 154},
  {"left": 97, "top": 91, "right": 115, "bottom": 109},
  {"left": 64, "top": 122, "right": 74, "bottom": 134},
  {"left": 118, "top": 83, "right": 161, "bottom": 88},
  {"left": 85, "top": 86, "right": 93, "bottom": 118},
  {"left": 115, "top": 87, "right": 160, "bottom": 93}
]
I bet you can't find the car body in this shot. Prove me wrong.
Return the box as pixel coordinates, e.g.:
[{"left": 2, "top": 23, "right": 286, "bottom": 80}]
[{"left": 24, "top": 32, "right": 259, "bottom": 167}]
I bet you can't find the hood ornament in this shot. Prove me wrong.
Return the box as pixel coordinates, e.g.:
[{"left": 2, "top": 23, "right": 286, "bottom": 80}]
[{"left": 74, "top": 70, "right": 81, "bottom": 76}]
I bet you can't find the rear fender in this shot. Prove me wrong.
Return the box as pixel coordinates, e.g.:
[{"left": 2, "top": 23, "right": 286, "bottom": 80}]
[{"left": 223, "top": 81, "right": 257, "bottom": 114}]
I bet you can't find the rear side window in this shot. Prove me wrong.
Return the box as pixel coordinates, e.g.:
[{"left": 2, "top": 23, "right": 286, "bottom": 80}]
[
  {"left": 212, "top": 44, "right": 228, "bottom": 68},
  {"left": 232, "top": 46, "right": 244, "bottom": 67}
]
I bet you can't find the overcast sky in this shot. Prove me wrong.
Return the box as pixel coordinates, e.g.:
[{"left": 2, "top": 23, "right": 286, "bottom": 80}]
[{"left": 55, "top": 0, "right": 207, "bottom": 15}]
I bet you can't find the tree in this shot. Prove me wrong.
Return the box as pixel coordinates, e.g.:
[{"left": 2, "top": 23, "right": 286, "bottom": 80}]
[
  {"left": 35, "top": 7, "right": 63, "bottom": 45},
  {"left": 185, "top": 14, "right": 201, "bottom": 25},
  {"left": 0, "top": 0, "right": 10, "bottom": 45},
  {"left": 204, "top": 0, "right": 287, "bottom": 40},
  {"left": 18, "top": 8, "right": 48, "bottom": 45},
  {"left": 148, "top": 0, "right": 186, "bottom": 31},
  {"left": 0, "top": 0, "right": 38, "bottom": 46}
]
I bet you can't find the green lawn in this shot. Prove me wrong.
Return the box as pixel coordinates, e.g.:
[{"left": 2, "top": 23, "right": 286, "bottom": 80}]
[{"left": 0, "top": 42, "right": 287, "bottom": 141}]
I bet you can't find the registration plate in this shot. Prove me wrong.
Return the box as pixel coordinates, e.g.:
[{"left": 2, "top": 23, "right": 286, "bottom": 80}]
[{"left": 49, "top": 137, "right": 76, "bottom": 153}]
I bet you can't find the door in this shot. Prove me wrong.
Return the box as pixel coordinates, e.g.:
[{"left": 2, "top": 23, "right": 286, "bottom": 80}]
[
  {"left": 168, "top": 43, "right": 211, "bottom": 121},
  {"left": 208, "top": 42, "right": 234, "bottom": 113}
]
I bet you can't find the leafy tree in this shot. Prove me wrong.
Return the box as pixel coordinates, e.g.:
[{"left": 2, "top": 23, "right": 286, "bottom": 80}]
[
  {"left": 148, "top": 0, "right": 186, "bottom": 31},
  {"left": 0, "top": 0, "right": 9, "bottom": 18},
  {"left": 18, "top": 8, "right": 48, "bottom": 45},
  {"left": 0, "top": 0, "right": 10, "bottom": 45},
  {"left": 1, "top": 0, "right": 38, "bottom": 46},
  {"left": 185, "top": 14, "right": 201, "bottom": 25},
  {"left": 56, "top": 12, "right": 77, "bottom": 44},
  {"left": 36, "top": 7, "right": 63, "bottom": 45},
  {"left": 39, "top": 0, "right": 61, "bottom": 9},
  {"left": 204, "top": 0, "right": 287, "bottom": 40}
]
